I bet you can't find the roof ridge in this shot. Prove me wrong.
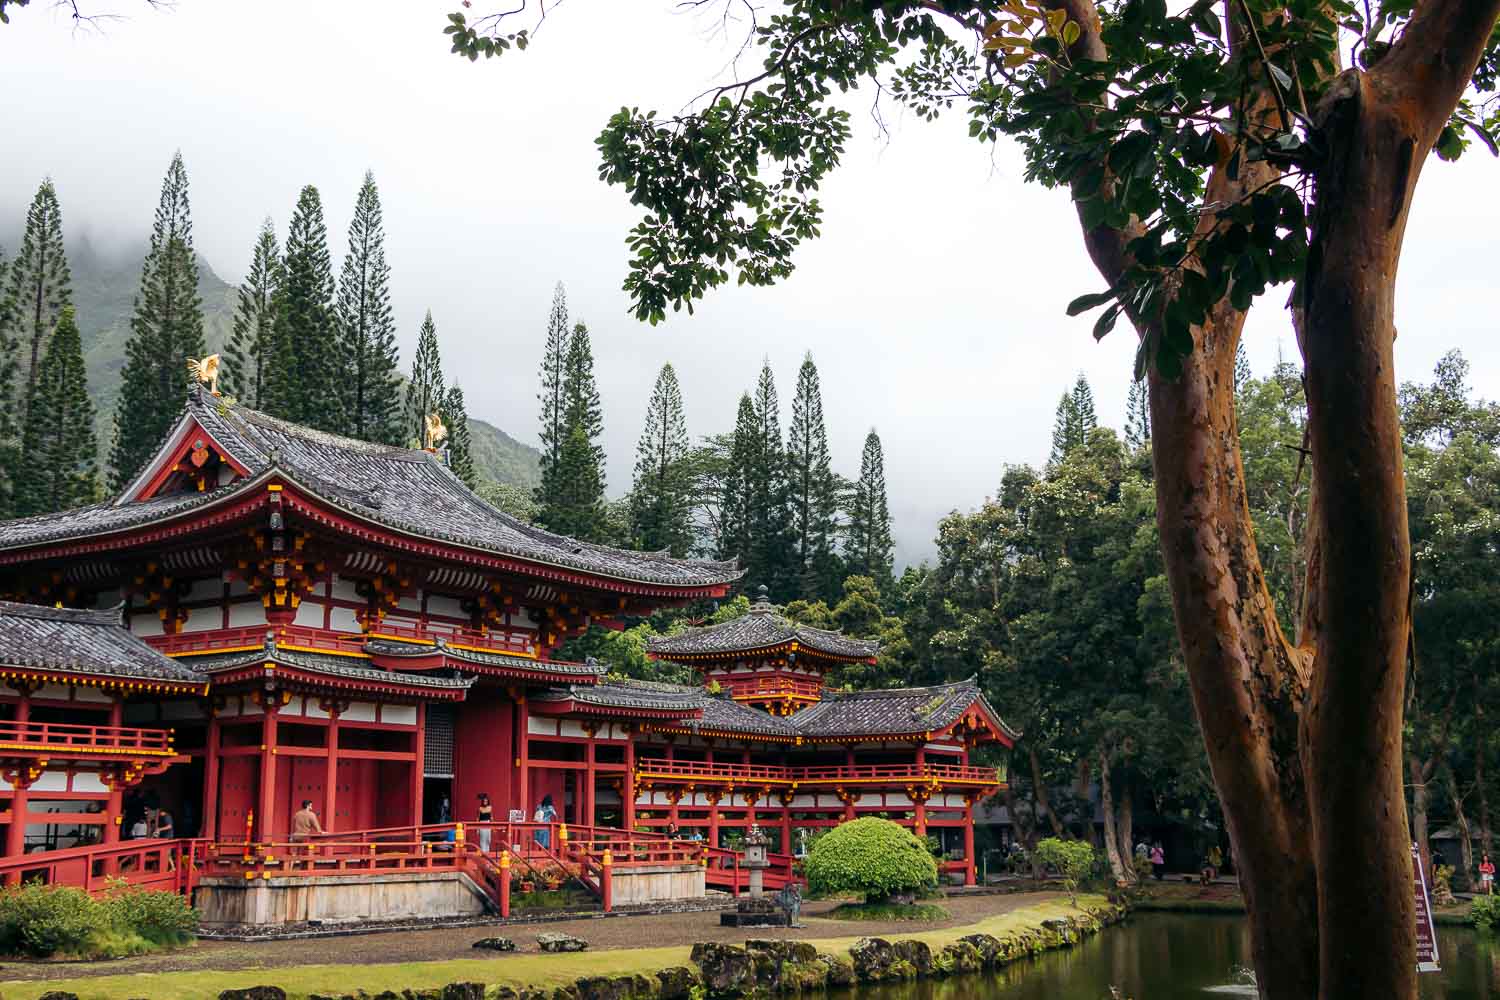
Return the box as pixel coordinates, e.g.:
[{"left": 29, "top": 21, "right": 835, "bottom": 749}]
[
  {"left": 200, "top": 390, "right": 428, "bottom": 462},
  {"left": 0, "top": 601, "right": 124, "bottom": 627}
]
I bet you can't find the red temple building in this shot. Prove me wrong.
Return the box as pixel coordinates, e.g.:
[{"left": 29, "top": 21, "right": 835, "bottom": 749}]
[{"left": 0, "top": 389, "right": 1013, "bottom": 899}]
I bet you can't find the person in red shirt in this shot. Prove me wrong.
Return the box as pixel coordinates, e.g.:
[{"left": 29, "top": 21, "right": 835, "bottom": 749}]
[{"left": 1479, "top": 853, "right": 1495, "bottom": 895}]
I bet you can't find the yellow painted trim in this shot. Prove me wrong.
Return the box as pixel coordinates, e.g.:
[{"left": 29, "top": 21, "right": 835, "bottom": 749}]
[
  {"left": 0, "top": 743, "right": 174, "bottom": 757},
  {"left": 278, "top": 644, "right": 371, "bottom": 659},
  {"left": 166, "top": 644, "right": 263, "bottom": 658}
]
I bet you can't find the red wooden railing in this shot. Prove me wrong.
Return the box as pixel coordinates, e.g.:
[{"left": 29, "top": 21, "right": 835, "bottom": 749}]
[
  {"left": 0, "top": 821, "right": 800, "bottom": 917},
  {"left": 367, "top": 621, "right": 534, "bottom": 656},
  {"left": 720, "top": 675, "right": 824, "bottom": 700},
  {"left": 144, "top": 622, "right": 534, "bottom": 658},
  {"left": 633, "top": 758, "right": 1001, "bottom": 786},
  {"left": 0, "top": 838, "right": 203, "bottom": 893},
  {"left": 0, "top": 720, "right": 174, "bottom": 755}
]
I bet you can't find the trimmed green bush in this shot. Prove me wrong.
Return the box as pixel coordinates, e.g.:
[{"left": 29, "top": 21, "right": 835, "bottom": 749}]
[{"left": 805, "top": 817, "right": 939, "bottom": 903}]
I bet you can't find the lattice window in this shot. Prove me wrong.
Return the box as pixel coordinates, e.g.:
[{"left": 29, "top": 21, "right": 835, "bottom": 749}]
[{"left": 424, "top": 704, "right": 455, "bottom": 778}]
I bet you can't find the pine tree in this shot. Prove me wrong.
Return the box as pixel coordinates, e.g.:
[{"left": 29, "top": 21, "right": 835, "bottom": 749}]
[
  {"left": 748, "top": 361, "right": 795, "bottom": 598},
  {"left": 1070, "top": 372, "right": 1098, "bottom": 432},
  {"left": 109, "top": 152, "right": 205, "bottom": 490},
  {"left": 337, "top": 171, "right": 402, "bottom": 444},
  {"left": 1234, "top": 341, "right": 1252, "bottom": 393},
  {"left": 787, "top": 353, "right": 840, "bottom": 600},
  {"left": 629, "top": 363, "right": 693, "bottom": 555},
  {"left": 539, "top": 322, "right": 607, "bottom": 538},
  {"left": 17, "top": 306, "right": 97, "bottom": 515},
  {"left": 535, "top": 282, "right": 569, "bottom": 508},
  {"left": 549, "top": 423, "right": 608, "bottom": 540},
  {"left": 1125, "top": 377, "right": 1152, "bottom": 451},
  {"left": 1048, "top": 372, "right": 1097, "bottom": 465},
  {"left": 404, "top": 311, "right": 446, "bottom": 447},
  {"left": 5, "top": 179, "right": 72, "bottom": 420},
  {"left": 845, "top": 429, "right": 894, "bottom": 588},
  {"left": 718, "top": 393, "right": 759, "bottom": 564},
  {"left": 222, "top": 218, "right": 282, "bottom": 408},
  {"left": 0, "top": 248, "right": 17, "bottom": 518},
  {"left": 440, "top": 384, "right": 475, "bottom": 487},
  {"left": 266, "top": 185, "right": 340, "bottom": 430}
]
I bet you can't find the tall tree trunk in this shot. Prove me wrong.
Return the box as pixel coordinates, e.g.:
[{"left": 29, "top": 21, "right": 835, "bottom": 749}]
[
  {"left": 1117, "top": 781, "right": 1136, "bottom": 883},
  {"left": 1445, "top": 764, "right": 1474, "bottom": 892},
  {"left": 1097, "top": 751, "right": 1128, "bottom": 885},
  {"left": 1476, "top": 673, "right": 1493, "bottom": 857},
  {"left": 1029, "top": 748, "right": 1066, "bottom": 839}
]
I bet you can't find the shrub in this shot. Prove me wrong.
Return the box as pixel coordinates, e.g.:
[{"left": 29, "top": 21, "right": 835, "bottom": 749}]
[
  {"left": 102, "top": 880, "right": 198, "bottom": 946},
  {"left": 805, "top": 817, "right": 938, "bottom": 903},
  {"left": 826, "top": 901, "right": 950, "bottom": 921},
  {"left": 1035, "top": 837, "right": 1095, "bottom": 903},
  {"left": 0, "top": 880, "right": 197, "bottom": 959},
  {"left": 0, "top": 882, "right": 108, "bottom": 958},
  {"left": 1472, "top": 894, "right": 1500, "bottom": 931}
]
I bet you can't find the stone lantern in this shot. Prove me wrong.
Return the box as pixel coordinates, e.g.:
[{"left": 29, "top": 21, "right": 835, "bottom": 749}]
[{"left": 743, "top": 824, "right": 769, "bottom": 898}]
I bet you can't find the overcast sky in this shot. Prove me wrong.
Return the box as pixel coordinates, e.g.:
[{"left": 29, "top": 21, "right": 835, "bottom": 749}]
[{"left": 4, "top": 2, "right": 1497, "bottom": 567}]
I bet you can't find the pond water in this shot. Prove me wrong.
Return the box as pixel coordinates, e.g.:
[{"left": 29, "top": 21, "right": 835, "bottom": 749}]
[{"left": 853, "top": 914, "right": 1500, "bottom": 1000}]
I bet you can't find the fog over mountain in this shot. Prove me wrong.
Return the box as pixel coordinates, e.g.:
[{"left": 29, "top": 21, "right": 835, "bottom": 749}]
[{"left": 3, "top": 2, "right": 1496, "bottom": 567}]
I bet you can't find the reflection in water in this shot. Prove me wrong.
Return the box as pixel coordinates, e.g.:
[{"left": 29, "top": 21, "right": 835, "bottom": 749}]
[{"left": 848, "top": 914, "right": 1499, "bottom": 1000}]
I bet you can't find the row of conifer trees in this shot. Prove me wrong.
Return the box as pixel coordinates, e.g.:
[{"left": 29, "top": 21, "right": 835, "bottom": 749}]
[
  {"left": 528, "top": 284, "right": 895, "bottom": 605},
  {"left": 0, "top": 154, "right": 476, "bottom": 520}
]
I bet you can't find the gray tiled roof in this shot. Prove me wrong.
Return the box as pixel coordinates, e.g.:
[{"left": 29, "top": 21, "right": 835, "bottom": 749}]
[
  {"left": 532, "top": 678, "right": 706, "bottom": 713},
  {"left": 0, "top": 602, "right": 206, "bottom": 685},
  {"left": 699, "top": 695, "right": 801, "bottom": 737},
  {"left": 364, "top": 639, "right": 606, "bottom": 678},
  {"left": 0, "top": 391, "right": 742, "bottom": 589},
  {"left": 192, "top": 647, "right": 474, "bottom": 691},
  {"left": 646, "top": 593, "right": 879, "bottom": 661},
  {"left": 788, "top": 679, "right": 1016, "bottom": 740}
]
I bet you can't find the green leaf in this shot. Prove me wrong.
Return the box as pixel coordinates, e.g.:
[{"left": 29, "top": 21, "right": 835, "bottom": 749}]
[{"left": 1066, "top": 289, "right": 1117, "bottom": 315}]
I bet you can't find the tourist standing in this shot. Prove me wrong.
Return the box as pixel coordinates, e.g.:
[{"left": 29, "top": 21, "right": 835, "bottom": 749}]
[
  {"left": 291, "top": 800, "right": 323, "bottom": 842},
  {"left": 1480, "top": 853, "right": 1495, "bottom": 895},
  {"left": 153, "top": 806, "right": 175, "bottom": 839},
  {"left": 533, "top": 794, "right": 556, "bottom": 849},
  {"left": 477, "top": 792, "right": 494, "bottom": 854},
  {"left": 1150, "top": 843, "right": 1165, "bottom": 880}
]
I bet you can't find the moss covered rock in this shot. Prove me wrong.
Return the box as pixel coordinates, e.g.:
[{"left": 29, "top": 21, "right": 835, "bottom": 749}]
[{"left": 654, "top": 966, "right": 700, "bottom": 1000}]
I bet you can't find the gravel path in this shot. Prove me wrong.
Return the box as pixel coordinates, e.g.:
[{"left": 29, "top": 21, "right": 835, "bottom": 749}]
[{"left": 5, "top": 892, "right": 1061, "bottom": 983}]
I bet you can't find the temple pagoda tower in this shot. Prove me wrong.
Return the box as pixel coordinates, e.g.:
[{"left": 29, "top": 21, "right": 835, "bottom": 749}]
[{"left": 646, "top": 586, "right": 877, "bottom": 715}]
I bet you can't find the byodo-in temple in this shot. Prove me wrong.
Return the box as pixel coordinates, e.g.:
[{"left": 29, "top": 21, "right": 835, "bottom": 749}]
[{"left": 0, "top": 389, "right": 1014, "bottom": 926}]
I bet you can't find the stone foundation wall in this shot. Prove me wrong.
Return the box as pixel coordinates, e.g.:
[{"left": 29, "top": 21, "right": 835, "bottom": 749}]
[
  {"left": 195, "top": 872, "right": 492, "bottom": 928},
  {"left": 610, "top": 864, "right": 705, "bottom": 906}
]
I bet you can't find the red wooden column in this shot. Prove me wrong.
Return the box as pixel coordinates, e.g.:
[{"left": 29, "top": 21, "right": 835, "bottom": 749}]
[
  {"left": 842, "top": 745, "right": 857, "bottom": 821},
  {"left": 258, "top": 700, "right": 280, "bottom": 841},
  {"left": 324, "top": 706, "right": 341, "bottom": 832},
  {"left": 704, "top": 745, "right": 716, "bottom": 842},
  {"left": 963, "top": 796, "right": 977, "bottom": 886},
  {"left": 516, "top": 695, "right": 530, "bottom": 813},
  {"left": 203, "top": 712, "right": 221, "bottom": 839},
  {"left": 103, "top": 696, "right": 125, "bottom": 845},
  {"left": 411, "top": 703, "right": 426, "bottom": 827},
  {"left": 5, "top": 689, "right": 32, "bottom": 859},
  {"left": 665, "top": 741, "right": 678, "bottom": 827},
  {"left": 913, "top": 746, "right": 928, "bottom": 836},
  {"left": 583, "top": 737, "right": 596, "bottom": 828},
  {"left": 622, "top": 727, "right": 636, "bottom": 830}
]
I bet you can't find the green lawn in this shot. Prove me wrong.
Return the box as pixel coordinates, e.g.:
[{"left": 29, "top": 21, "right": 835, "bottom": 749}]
[{"left": 2, "top": 895, "right": 1108, "bottom": 1000}]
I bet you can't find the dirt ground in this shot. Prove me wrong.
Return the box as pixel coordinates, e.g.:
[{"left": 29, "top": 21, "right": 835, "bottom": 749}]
[{"left": 5, "top": 891, "right": 1060, "bottom": 983}]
